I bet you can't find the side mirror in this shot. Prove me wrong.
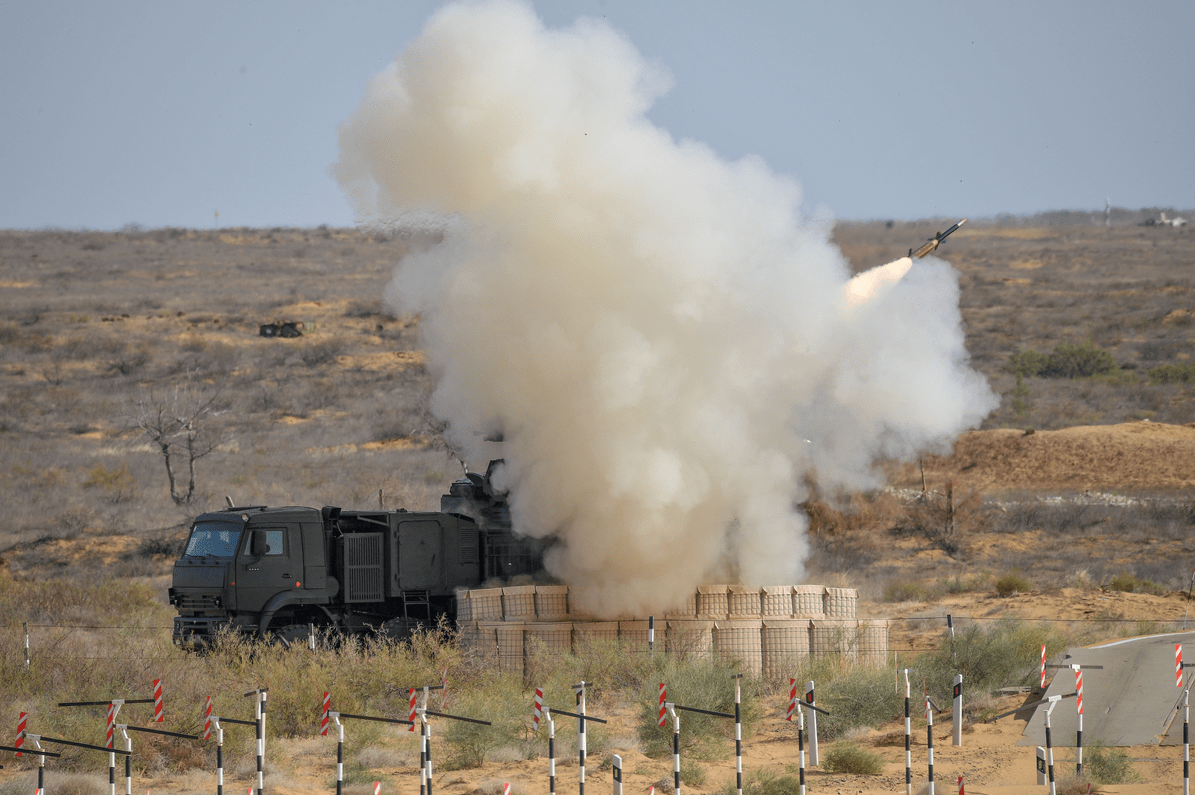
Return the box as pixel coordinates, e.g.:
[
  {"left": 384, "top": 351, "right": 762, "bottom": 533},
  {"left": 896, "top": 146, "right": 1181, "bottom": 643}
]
[{"left": 249, "top": 530, "right": 266, "bottom": 557}]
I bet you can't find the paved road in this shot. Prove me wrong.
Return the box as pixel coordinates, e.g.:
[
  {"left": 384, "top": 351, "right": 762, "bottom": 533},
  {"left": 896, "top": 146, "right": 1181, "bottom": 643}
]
[{"left": 1016, "top": 630, "right": 1195, "bottom": 747}]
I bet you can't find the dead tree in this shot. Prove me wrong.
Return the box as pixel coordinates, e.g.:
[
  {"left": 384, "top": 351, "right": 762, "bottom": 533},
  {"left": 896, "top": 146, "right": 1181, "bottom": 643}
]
[{"left": 133, "top": 375, "right": 225, "bottom": 505}]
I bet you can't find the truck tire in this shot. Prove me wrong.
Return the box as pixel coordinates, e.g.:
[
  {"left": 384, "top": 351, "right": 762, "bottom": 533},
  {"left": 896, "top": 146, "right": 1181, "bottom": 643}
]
[{"left": 271, "top": 624, "right": 312, "bottom": 650}]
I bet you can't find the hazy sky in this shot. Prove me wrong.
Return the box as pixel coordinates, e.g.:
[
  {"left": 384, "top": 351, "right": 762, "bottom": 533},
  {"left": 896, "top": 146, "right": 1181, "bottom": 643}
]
[{"left": 1, "top": 0, "right": 1191, "bottom": 230}]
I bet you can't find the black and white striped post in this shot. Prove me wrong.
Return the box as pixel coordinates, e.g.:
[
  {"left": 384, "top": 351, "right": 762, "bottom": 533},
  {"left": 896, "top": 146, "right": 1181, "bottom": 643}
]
[
  {"left": 804, "top": 681, "right": 818, "bottom": 766},
  {"left": 661, "top": 699, "right": 737, "bottom": 795},
  {"left": 212, "top": 713, "right": 257, "bottom": 795},
  {"left": 21, "top": 732, "right": 130, "bottom": 794},
  {"left": 648, "top": 617, "right": 655, "bottom": 655},
  {"left": 796, "top": 706, "right": 806, "bottom": 795},
  {"left": 243, "top": 688, "right": 268, "bottom": 795},
  {"left": 1184, "top": 687, "right": 1190, "bottom": 795},
  {"left": 575, "top": 681, "right": 587, "bottom": 795},
  {"left": 323, "top": 710, "right": 413, "bottom": 795},
  {"left": 0, "top": 740, "right": 60, "bottom": 794},
  {"left": 732, "top": 673, "right": 743, "bottom": 795},
  {"left": 1043, "top": 662, "right": 1102, "bottom": 776},
  {"left": 902, "top": 669, "right": 911, "bottom": 795},
  {"left": 547, "top": 707, "right": 556, "bottom": 795},
  {"left": 952, "top": 675, "right": 962, "bottom": 747},
  {"left": 416, "top": 705, "right": 492, "bottom": 795},
  {"left": 924, "top": 689, "right": 936, "bottom": 795},
  {"left": 666, "top": 703, "right": 680, "bottom": 795},
  {"left": 785, "top": 684, "right": 829, "bottom": 795},
  {"left": 612, "top": 753, "right": 622, "bottom": 795},
  {"left": 115, "top": 723, "right": 199, "bottom": 795},
  {"left": 533, "top": 687, "right": 607, "bottom": 795},
  {"left": 1042, "top": 695, "right": 1061, "bottom": 795}
]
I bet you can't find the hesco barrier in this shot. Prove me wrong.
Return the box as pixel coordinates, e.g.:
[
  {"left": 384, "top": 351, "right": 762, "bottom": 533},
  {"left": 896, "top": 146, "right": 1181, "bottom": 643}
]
[{"left": 454, "top": 584, "right": 886, "bottom": 675}]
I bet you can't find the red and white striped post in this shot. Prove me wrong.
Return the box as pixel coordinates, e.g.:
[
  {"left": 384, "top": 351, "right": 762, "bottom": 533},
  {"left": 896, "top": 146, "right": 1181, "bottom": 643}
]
[
  {"left": 786, "top": 679, "right": 797, "bottom": 722},
  {"left": 658, "top": 683, "right": 667, "bottom": 727},
  {"left": 533, "top": 688, "right": 543, "bottom": 731},
  {"left": 16, "top": 711, "right": 27, "bottom": 757},
  {"left": 1074, "top": 666, "right": 1084, "bottom": 775},
  {"left": 1040, "top": 645, "right": 1047, "bottom": 689},
  {"left": 409, "top": 689, "right": 418, "bottom": 734},
  {"left": 107, "top": 700, "right": 124, "bottom": 795},
  {"left": 374, "top": 783, "right": 380, "bottom": 795},
  {"left": 1180, "top": 644, "right": 1185, "bottom": 690},
  {"left": 152, "top": 680, "right": 164, "bottom": 723},
  {"left": 957, "top": 774, "right": 964, "bottom": 794},
  {"left": 320, "top": 692, "right": 331, "bottom": 737},
  {"left": 203, "top": 697, "right": 213, "bottom": 741}
]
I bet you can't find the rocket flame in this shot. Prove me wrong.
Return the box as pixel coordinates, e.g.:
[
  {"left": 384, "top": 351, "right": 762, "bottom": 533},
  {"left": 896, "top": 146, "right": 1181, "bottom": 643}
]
[{"left": 333, "top": 0, "right": 997, "bottom": 616}]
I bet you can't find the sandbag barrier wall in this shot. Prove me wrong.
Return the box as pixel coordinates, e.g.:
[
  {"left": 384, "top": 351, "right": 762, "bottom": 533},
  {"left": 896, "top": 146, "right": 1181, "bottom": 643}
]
[{"left": 455, "top": 584, "right": 888, "bottom": 676}]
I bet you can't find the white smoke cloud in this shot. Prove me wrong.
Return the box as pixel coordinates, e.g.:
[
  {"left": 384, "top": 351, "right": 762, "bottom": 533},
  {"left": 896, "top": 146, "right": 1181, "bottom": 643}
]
[{"left": 333, "top": 0, "right": 998, "bottom": 616}]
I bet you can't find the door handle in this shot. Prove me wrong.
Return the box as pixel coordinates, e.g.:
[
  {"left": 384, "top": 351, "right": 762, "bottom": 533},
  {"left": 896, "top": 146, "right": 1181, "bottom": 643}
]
[{"left": 282, "top": 573, "right": 291, "bottom": 578}]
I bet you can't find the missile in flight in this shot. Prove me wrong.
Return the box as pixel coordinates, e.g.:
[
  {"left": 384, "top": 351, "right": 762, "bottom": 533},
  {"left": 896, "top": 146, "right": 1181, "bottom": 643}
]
[{"left": 909, "top": 218, "right": 967, "bottom": 259}]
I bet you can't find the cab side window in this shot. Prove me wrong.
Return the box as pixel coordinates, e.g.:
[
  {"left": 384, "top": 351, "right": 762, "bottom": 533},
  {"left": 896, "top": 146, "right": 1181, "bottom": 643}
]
[{"left": 263, "top": 529, "right": 285, "bottom": 555}]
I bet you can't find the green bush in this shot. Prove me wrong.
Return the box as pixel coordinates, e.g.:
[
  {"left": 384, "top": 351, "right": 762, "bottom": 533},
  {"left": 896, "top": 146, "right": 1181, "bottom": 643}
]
[
  {"left": 1148, "top": 363, "right": 1195, "bottom": 384},
  {"left": 1106, "top": 572, "right": 1165, "bottom": 595},
  {"left": 817, "top": 663, "right": 905, "bottom": 740},
  {"left": 995, "top": 573, "right": 1032, "bottom": 597},
  {"left": 822, "top": 742, "right": 885, "bottom": 775},
  {"left": 1007, "top": 342, "right": 1117, "bottom": 379},
  {"left": 1084, "top": 741, "right": 1139, "bottom": 784},
  {"left": 722, "top": 768, "right": 803, "bottom": 795},
  {"left": 637, "top": 656, "right": 762, "bottom": 760},
  {"left": 916, "top": 619, "right": 1064, "bottom": 702}
]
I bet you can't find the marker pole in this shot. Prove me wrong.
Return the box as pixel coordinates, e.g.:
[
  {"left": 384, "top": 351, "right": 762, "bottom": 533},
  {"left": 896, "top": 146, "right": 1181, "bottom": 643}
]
[
  {"left": 1074, "top": 666, "right": 1084, "bottom": 775},
  {"left": 797, "top": 707, "right": 806, "bottom": 795},
  {"left": 952, "top": 675, "right": 962, "bottom": 747},
  {"left": 576, "top": 681, "right": 587, "bottom": 795},
  {"left": 648, "top": 616, "right": 655, "bottom": 655},
  {"left": 333, "top": 714, "right": 344, "bottom": 795},
  {"left": 904, "top": 670, "right": 912, "bottom": 795},
  {"left": 612, "top": 753, "right": 623, "bottom": 795},
  {"left": 805, "top": 681, "right": 818, "bottom": 767},
  {"left": 214, "top": 717, "right": 224, "bottom": 795},
  {"left": 734, "top": 675, "right": 743, "bottom": 795},
  {"left": 547, "top": 708, "right": 556, "bottom": 795},
  {"left": 669, "top": 705, "right": 680, "bottom": 795},
  {"left": 1044, "top": 700, "right": 1058, "bottom": 795},
  {"left": 255, "top": 692, "right": 265, "bottom": 795},
  {"left": 121, "top": 726, "right": 132, "bottom": 795},
  {"left": 925, "top": 691, "right": 935, "bottom": 795},
  {"left": 423, "top": 712, "right": 433, "bottom": 795},
  {"left": 1185, "top": 688, "right": 1190, "bottom": 795}
]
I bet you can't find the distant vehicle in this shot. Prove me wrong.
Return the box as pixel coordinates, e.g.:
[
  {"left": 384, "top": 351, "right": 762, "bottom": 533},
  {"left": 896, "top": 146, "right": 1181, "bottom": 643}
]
[
  {"left": 1160, "top": 212, "right": 1188, "bottom": 228},
  {"left": 168, "top": 460, "right": 547, "bottom": 647}
]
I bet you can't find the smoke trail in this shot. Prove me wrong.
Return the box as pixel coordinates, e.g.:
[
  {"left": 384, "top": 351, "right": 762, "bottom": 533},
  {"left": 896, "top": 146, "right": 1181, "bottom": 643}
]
[{"left": 333, "top": 0, "right": 997, "bottom": 616}]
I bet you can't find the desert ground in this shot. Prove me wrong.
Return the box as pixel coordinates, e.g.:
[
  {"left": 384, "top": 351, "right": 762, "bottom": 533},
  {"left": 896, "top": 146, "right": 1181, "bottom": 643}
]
[{"left": 1, "top": 217, "right": 1194, "bottom": 794}]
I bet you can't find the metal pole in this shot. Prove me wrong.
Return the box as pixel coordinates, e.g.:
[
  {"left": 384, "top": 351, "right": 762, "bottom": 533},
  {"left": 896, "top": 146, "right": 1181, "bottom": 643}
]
[
  {"left": 1185, "top": 689, "right": 1190, "bottom": 795},
  {"left": 903, "top": 670, "right": 911, "bottom": 795},
  {"left": 952, "top": 675, "right": 962, "bottom": 747},
  {"left": 214, "top": 717, "right": 224, "bottom": 795},
  {"left": 734, "top": 675, "right": 743, "bottom": 795},
  {"left": 612, "top": 753, "right": 622, "bottom": 795},
  {"left": 805, "top": 681, "right": 818, "bottom": 766},
  {"left": 1044, "top": 700, "right": 1057, "bottom": 795},
  {"left": 648, "top": 616, "right": 655, "bottom": 655},
  {"left": 424, "top": 712, "right": 433, "bottom": 795},
  {"left": 333, "top": 714, "right": 344, "bottom": 795},
  {"left": 255, "top": 692, "right": 264, "bottom": 795},
  {"left": 925, "top": 692, "right": 935, "bottom": 795},
  {"left": 577, "top": 681, "right": 587, "bottom": 795},
  {"left": 797, "top": 706, "right": 806, "bottom": 795},
  {"left": 420, "top": 708, "right": 427, "bottom": 795},
  {"left": 1074, "top": 666, "right": 1083, "bottom": 776},
  {"left": 24, "top": 620, "right": 30, "bottom": 670},
  {"left": 547, "top": 709, "right": 556, "bottom": 795},
  {"left": 668, "top": 704, "right": 680, "bottom": 795},
  {"left": 108, "top": 701, "right": 123, "bottom": 795},
  {"left": 121, "top": 726, "right": 132, "bottom": 795}
]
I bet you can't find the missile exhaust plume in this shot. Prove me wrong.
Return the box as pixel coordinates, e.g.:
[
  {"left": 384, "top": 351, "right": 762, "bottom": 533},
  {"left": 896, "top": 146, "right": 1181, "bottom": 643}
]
[{"left": 333, "top": 0, "right": 997, "bottom": 616}]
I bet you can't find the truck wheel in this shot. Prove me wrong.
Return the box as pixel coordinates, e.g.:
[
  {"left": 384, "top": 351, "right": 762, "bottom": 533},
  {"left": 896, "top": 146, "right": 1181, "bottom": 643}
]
[{"left": 271, "top": 624, "right": 313, "bottom": 650}]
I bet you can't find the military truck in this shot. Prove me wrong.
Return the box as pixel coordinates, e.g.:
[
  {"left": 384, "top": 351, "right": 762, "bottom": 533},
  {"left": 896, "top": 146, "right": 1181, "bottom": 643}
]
[{"left": 168, "top": 460, "right": 545, "bottom": 646}]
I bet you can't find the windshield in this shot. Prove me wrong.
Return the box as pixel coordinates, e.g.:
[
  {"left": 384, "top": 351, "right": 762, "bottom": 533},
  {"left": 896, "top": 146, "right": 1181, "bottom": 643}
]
[{"left": 185, "top": 522, "right": 243, "bottom": 557}]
